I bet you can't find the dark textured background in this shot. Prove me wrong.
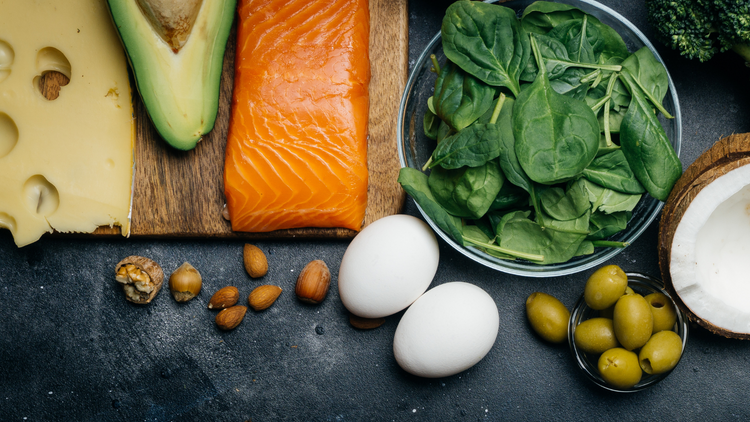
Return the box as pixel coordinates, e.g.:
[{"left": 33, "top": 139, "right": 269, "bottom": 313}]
[{"left": 2, "top": 0, "right": 750, "bottom": 420}]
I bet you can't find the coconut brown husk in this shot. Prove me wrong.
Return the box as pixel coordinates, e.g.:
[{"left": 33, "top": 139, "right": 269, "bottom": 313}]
[{"left": 658, "top": 133, "right": 750, "bottom": 339}]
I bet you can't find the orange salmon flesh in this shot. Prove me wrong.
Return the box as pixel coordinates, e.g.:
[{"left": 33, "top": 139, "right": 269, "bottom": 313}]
[{"left": 224, "top": 0, "right": 370, "bottom": 233}]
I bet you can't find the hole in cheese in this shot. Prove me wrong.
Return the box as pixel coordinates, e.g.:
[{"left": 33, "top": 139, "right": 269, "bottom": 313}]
[
  {"left": 35, "top": 47, "right": 71, "bottom": 101},
  {"left": 0, "top": 40, "right": 13, "bottom": 83},
  {"left": 0, "top": 112, "right": 18, "bottom": 158},
  {"left": 23, "top": 174, "right": 59, "bottom": 216}
]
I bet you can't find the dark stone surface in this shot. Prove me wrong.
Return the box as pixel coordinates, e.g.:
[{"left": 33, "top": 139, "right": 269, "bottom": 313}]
[{"left": 2, "top": 1, "right": 750, "bottom": 420}]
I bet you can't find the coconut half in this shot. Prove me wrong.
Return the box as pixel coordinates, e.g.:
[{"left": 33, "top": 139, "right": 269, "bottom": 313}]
[{"left": 670, "top": 162, "right": 750, "bottom": 337}]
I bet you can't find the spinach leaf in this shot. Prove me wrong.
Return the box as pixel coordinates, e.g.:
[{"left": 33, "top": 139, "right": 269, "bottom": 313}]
[
  {"left": 398, "top": 168, "right": 464, "bottom": 245},
  {"left": 521, "top": 2, "right": 584, "bottom": 34},
  {"left": 521, "top": 2, "right": 628, "bottom": 64},
  {"left": 582, "top": 149, "right": 645, "bottom": 194},
  {"left": 548, "top": 16, "right": 602, "bottom": 64},
  {"left": 429, "top": 124, "right": 502, "bottom": 169},
  {"left": 498, "top": 209, "right": 590, "bottom": 264},
  {"left": 442, "top": 1, "right": 530, "bottom": 97},
  {"left": 428, "top": 161, "right": 505, "bottom": 219},
  {"left": 620, "top": 47, "right": 673, "bottom": 118},
  {"left": 539, "top": 179, "right": 590, "bottom": 221},
  {"left": 618, "top": 78, "right": 682, "bottom": 201},
  {"left": 574, "top": 240, "right": 595, "bottom": 257},
  {"left": 437, "top": 120, "right": 453, "bottom": 143},
  {"left": 490, "top": 181, "right": 529, "bottom": 211},
  {"left": 588, "top": 211, "right": 631, "bottom": 240},
  {"left": 549, "top": 68, "right": 591, "bottom": 100},
  {"left": 582, "top": 179, "right": 642, "bottom": 214},
  {"left": 423, "top": 107, "right": 440, "bottom": 140},
  {"left": 463, "top": 224, "right": 493, "bottom": 244},
  {"left": 433, "top": 61, "right": 496, "bottom": 131},
  {"left": 513, "top": 35, "right": 600, "bottom": 185}
]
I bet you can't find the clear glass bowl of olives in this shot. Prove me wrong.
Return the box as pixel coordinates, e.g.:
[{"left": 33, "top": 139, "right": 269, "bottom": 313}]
[
  {"left": 397, "top": 0, "right": 681, "bottom": 277},
  {"left": 568, "top": 272, "right": 689, "bottom": 392}
]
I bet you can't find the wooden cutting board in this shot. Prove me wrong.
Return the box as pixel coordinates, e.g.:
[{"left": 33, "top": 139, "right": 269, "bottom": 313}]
[{"left": 89, "top": 0, "right": 408, "bottom": 240}]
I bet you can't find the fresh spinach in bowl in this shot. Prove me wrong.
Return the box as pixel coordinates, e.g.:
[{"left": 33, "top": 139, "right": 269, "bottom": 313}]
[{"left": 399, "top": 0, "right": 682, "bottom": 265}]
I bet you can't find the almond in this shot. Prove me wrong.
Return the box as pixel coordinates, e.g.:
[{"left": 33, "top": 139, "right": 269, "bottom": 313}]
[
  {"left": 243, "top": 244, "right": 268, "bottom": 278},
  {"left": 207, "top": 286, "right": 239, "bottom": 309},
  {"left": 295, "top": 260, "right": 331, "bottom": 304},
  {"left": 349, "top": 313, "right": 386, "bottom": 330},
  {"left": 248, "top": 285, "right": 282, "bottom": 311},
  {"left": 215, "top": 305, "right": 247, "bottom": 331}
]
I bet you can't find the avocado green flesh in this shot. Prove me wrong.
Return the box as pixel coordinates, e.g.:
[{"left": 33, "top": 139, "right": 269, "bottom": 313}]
[{"left": 107, "top": 0, "right": 236, "bottom": 150}]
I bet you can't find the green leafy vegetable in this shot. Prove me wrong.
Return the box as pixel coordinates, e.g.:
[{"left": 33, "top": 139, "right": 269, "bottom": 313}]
[
  {"left": 429, "top": 124, "right": 502, "bottom": 169},
  {"left": 620, "top": 47, "right": 673, "bottom": 118},
  {"left": 433, "top": 60, "right": 496, "bottom": 131},
  {"left": 442, "top": 1, "right": 530, "bottom": 96},
  {"left": 582, "top": 149, "right": 645, "bottom": 194},
  {"left": 513, "top": 35, "right": 600, "bottom": 184},
  {"left": 539, "top": 180, "right": 590, "bottom": 221},
  {"left": 428, "top": 161, "right": 505, "bottom": 219},
  {"left": 618, "top": 75, "right": 682, "bottom": 201},
  {"left": 398, "top": 168, "right": 464, "bottom": 245},
  {"left": 588, "top": 211, "right": 631, "bottom": 240}
]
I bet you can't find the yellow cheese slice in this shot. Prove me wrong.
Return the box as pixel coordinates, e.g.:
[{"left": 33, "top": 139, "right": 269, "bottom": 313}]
[{"left": 0, "top": 0, "right": 134, "bottom": 247}]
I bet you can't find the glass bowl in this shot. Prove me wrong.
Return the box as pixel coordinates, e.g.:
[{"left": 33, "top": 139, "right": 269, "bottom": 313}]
[
  {"left": 397, "top": 0, "right": 682, "bottom": 277},
  {"left": 568, "top": 272, "right": 689, "bottom": 392}
]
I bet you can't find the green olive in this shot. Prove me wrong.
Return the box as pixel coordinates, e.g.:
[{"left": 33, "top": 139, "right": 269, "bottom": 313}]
[
  {"left": 613, "top": 293, "right": 653, "bottom": 350},
  {"left": 526, "top": 292, "right": 570, "bottom": 343},
  {"left": 639, "top": 331, "right": 683, "bottom": 375},
  {"left": 644, "top": 292, "right": 678, "bottom": 333},
  {"left": 598, "top": 348, "right": 642, "bottom": 389},
  {"left": 574, "top": 317, "right": 619, "bottom": 355},
  {"left": 584, "top": 265, "right": 628, "bottom": 310}
]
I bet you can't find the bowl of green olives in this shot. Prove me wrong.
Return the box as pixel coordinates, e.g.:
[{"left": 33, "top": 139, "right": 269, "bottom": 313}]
[{"left": 568, "top": 270, "right": 689, "bottom": 392}]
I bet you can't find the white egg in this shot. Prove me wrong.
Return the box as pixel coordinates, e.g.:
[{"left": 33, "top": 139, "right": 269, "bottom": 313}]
[
  {"left": 338, "top": 214, "right": 439, "bottom": 318},
  {"left": 393, "top": 282, "right": 499, "bottom": 378}
]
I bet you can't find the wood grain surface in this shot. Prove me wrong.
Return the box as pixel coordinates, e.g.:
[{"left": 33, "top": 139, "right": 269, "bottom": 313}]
[
  {"left": 658, "top": 133, "right": 750, "bottom": 337},
  {"left": 83, "top": 0, "right": 408, "bottom": 239}
]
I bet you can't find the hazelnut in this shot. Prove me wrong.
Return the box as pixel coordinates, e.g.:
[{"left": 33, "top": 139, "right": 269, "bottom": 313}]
[
  {"left": 295, "top": 260, "right": 331, "bottom": 304},
  {"left": 168, "top": 262, "right": 202, "bottom": 302},
  {"left": 114, "top": 256, "right": 164, "bottom": 304}
]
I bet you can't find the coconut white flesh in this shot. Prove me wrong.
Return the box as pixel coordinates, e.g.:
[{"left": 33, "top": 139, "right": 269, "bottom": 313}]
[{"left": 670, "top": 163, "right": 750, "bottom": 334}]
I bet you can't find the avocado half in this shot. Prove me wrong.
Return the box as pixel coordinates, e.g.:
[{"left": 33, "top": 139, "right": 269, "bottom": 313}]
[{"left": 107, "top": 0, "right": 236, "bottom": 150}]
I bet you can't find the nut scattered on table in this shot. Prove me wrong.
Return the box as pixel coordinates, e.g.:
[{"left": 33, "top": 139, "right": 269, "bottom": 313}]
[
  {"left": 208, "top": 286, "right": 240, "bottom": 309},
  {"left": 168, "top": 262, "right": 202, "bottom": 302},
  {"left": 295, "top": 259, "right": 331, "bottom": 304},
  {"left": 349, "top": 313, "right": 386, "bottom": 330},
  {"left": 114, "top": 256, "right": 164, "bottom": 304},
  {"left": 215, "top": 305, "right": 248, "bottom": 331},
  {"left": 248, "top": 285, "right": 282, "bottom": 311},
  {"left": 243, "top": 244, "right": 268, "bottom": 278}
]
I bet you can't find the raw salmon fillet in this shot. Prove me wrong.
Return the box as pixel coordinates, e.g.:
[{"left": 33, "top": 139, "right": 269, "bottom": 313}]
[{"left": 224, "top": 0, "right": 370, "bottom": 232}]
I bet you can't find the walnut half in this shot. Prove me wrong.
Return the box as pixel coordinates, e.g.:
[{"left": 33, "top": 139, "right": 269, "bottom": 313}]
[{"left": 115, "top": 256, "right": 164, "bottom": 304}]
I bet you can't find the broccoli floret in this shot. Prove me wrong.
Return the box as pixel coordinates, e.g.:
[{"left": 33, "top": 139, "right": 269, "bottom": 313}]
[{"left": 645, "top": 0, "right": 750, "bottom": 63}]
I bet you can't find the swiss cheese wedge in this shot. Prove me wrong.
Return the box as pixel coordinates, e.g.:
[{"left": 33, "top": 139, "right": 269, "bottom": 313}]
[
  {"left": 224, "top": 0, "right": 370, "bottom": 233},
  {"left": 0, "top": 0, "right": 135, "bottom": 247}
]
